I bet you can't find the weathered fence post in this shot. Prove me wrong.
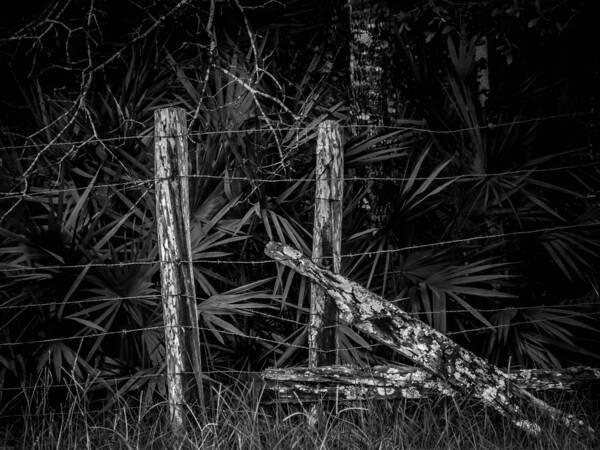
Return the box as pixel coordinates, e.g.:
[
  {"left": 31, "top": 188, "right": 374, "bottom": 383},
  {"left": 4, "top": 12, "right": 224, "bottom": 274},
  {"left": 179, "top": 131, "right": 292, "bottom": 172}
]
[
  {"left": 310, "top": 121, "right": 344, "bottom": 367},
  {"left": 155, "top": 107, "right": 203, "bottom": 434}
]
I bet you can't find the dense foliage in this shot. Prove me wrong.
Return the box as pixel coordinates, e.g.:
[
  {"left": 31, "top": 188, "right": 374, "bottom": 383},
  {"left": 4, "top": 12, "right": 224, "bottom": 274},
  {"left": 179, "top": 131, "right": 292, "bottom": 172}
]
[{"left": 0, "top": 0, "right": 599, "bottom": 413}]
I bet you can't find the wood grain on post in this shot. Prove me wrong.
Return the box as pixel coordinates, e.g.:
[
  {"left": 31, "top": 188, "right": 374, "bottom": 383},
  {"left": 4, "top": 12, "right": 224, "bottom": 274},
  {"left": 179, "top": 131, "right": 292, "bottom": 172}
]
[
  {"left": 310, "top": 121, "right": 344, "bottom": 367},
  {"left": 264, "top": 241, "right": 595, "bottom": 437},
  {"left": 155, "top": 107, "right": 203, "bottom": 434}
]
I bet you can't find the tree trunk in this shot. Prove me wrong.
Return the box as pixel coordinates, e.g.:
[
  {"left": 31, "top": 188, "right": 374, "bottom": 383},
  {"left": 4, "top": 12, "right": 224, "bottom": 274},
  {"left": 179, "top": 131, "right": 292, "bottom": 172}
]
[
  {"left": 349, "top": 0, "right": 387, "bottom": 128},
  {"left": 349, "top": 0, "right": 401, "bottom": 226}
]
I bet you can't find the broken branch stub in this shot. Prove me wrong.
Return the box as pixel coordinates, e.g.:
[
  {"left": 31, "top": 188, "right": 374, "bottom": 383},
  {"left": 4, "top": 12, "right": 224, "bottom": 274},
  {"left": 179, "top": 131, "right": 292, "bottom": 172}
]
[{"left": 264, "top": 241, "right": 595, "bottom": 437}]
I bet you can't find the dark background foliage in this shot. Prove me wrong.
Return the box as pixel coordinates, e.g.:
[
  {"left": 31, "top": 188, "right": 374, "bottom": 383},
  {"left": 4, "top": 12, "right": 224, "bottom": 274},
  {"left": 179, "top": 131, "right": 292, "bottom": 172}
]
[{"left": 1, "top": 0, "right": 599, "bottom": 413}]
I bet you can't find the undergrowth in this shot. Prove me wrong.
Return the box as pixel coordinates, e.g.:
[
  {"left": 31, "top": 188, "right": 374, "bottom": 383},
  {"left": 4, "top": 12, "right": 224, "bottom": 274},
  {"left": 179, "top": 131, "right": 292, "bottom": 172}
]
[{"left": 1, "top": 382, "right": 598, "bottom": 449}]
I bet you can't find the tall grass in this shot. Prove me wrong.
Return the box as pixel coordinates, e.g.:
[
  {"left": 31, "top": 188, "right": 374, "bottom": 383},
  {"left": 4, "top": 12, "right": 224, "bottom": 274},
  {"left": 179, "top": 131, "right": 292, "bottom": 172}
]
[{"left": 2, "top": 380, "right": 598, "bottom": 449}]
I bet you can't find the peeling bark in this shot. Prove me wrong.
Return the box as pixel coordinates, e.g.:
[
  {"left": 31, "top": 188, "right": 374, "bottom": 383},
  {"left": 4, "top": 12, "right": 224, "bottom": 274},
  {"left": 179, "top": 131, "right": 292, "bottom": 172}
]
[
  {"left": 155, "top": 107, "right": 203, "bottom": 433},
  {"left": 310, "top": 121, "right": 344, "bottom": 367},
  {"left": 262, "top": 365, "right": 600, "bottom": 402},
  {"left": 264, "top": 241, "right": 595, "bottom": 437}
]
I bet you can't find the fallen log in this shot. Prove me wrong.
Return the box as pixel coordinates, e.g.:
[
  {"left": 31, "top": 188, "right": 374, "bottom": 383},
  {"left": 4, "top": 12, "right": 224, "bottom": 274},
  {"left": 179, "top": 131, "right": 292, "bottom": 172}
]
[
  {"left": 263, "top": 365, "right": 455, "bottom": 401},
  {"left": 264, "top": 241, "right": 595, "bottom": 437},
  {"left": 511, "top": 366, "right": 600, "bottom": 391},
  {"left": 262, "top": 365, "right": 600, "bottom": 402}
]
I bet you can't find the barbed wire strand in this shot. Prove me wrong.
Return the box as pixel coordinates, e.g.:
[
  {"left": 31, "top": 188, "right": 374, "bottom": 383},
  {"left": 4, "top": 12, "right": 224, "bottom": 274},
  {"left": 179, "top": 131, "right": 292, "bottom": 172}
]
[
  {"left": 0, "top": 293, "right": 596, "bottom": 317},
  {"left": 2, "top": 160, "right": 598, "bottom": 199},
  {"left": 0, "top": 111, "right": 596, "bottom": 152},
  {"left": 247, "top": 301, "right": 600, "bottom": 328},
  {"left": 3, "top": 310, "right": 600, "bottom": 350},
  {"left": 0, "top": 294, "right": 162, "bottom": 311},
  {"left": 2, "top": 220, "right": 600, "bottom": 274}
]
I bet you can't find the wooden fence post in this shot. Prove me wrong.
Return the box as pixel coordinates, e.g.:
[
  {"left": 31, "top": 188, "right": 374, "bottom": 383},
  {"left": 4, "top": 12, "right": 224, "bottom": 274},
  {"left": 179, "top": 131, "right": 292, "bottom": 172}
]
[
  {"left": 310, "top": 121, "right": 344, "bottom": 367},
  {"left": 155, "top": 107, "right": 203, "bottom": 434}
]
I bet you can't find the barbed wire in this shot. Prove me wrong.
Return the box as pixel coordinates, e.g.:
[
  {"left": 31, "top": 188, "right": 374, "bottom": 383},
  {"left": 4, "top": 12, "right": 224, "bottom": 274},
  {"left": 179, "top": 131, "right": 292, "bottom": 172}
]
[
  {"left": 3, "top": 309, "right": 600, "bottom": 350},
  {"left": 0, "top": 113, "right": 598, "bottom": 407},
  {"left": 0, "top": 179, "right": 154, "bottom": 199},
  {"left": 0, "top": 323, "right": 313, "bottom": 350},
  {"left": 447, "top": 310, "right": 600, "bottom": 336},
  {"left": 340, "top": 221, "right": 600, "bottom": 258},
  {"left": 0, "top": 291, "right": 596, "bottom": 317},
  {"left": 1, "top": 221, "right": 599, "bottom": 273},
  {"left": 0, "top": 294, "right": 162, "bottom": 311},
  {"left": 0, "top": 326, "right": 165, "bottom": 348},
  {"left": 248, "top": 301, "right": 600, "bottom": 328},
  {"left": 0, "top": 111, "right": 596, "bottom": 152},
  {"left": 2, "top": 160, "right": 597, "bottom": 199},
  {"left": 0, "top": 259, "right": 160, "bottom": 273}
]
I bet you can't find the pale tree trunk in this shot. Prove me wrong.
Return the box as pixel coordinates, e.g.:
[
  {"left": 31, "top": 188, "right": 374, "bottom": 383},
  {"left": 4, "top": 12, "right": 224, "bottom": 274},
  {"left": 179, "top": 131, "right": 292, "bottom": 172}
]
[
  {"left": 475, "top": 35, "right": 490, "bottom": 117},
  {"left": 349, "top": 0, "right": 387, "bottom": 128},
  {"left": 473, "top": 34, "right": 490, "bottom": 174},
  {"left": 349, "top": 0, "right": 400, "bottom": 226}
]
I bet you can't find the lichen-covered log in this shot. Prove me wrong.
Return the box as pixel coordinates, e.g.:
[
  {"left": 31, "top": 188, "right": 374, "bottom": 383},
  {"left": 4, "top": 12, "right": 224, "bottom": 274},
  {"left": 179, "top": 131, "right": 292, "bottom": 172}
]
[
  {"left": 155, "top": 107, "right": 204, "bottom": 432},
  {"left": 263, "top": 365, "right": 454, "bottom": 402},
  {"left": 262, "top": 365, "right": 600, "bottom": 402},
  {"left": 511, "top": 366, "right": 600, "bottom": 391},
  {"left": 310, "top": 121, "right": 343, "bottom": 367},
  {"left": 264, "top": 242, "right": 595, "bottom": 437}
]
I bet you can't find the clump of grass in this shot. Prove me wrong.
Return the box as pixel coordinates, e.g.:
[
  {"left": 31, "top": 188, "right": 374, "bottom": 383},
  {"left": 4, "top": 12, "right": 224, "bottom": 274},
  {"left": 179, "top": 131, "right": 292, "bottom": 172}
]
[{"left": 1, "top": 381, "right": 599, "bottom": 449}]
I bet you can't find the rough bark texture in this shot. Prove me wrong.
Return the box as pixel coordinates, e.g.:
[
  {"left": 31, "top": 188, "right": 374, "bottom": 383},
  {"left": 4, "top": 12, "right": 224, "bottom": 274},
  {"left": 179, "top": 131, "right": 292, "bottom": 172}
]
[
  {"left": 310, "top": 121, "right": 344, "bottom": 367},
  {"left": 350, "top": 0, "right": 386, "bottom": 127},
  {"left": 264, "top": 241, "right": 595, "bottom": 437},
  {"left": 262, "top": 365, "right": 600, "bottom": 402},
  {"left": 349, "top": 0, "right": 398, "bottom": 227},
  {"left": 349, "top": 0, "right": 404, "bottom": 127},
  {"left": 475, "top": 35, "right": 490, "bottom": 116},
  {"left": 155, "top": 107, "right": 203, "bottom": 433},
  {"left": 472, "top": 34, "right": 490, "bottom": 174},
  {"left": 264, "top": 365, "right": 454, "bottom": 401}
]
